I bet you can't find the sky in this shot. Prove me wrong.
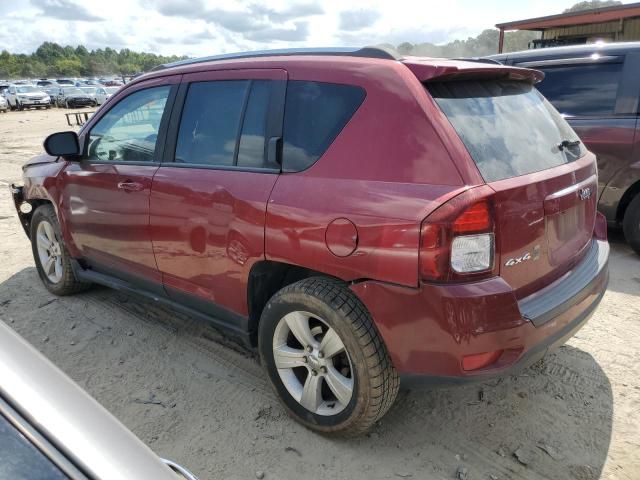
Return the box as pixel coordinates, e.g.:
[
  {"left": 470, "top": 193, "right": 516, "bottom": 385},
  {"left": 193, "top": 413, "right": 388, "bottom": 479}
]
[{"left": 0, "top": 0, "right": 631, "bottom": 56}]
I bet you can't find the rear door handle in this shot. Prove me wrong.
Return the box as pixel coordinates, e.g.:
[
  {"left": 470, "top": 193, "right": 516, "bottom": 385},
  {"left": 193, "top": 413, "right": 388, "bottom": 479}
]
[{"left": 117, "top": 180, "right": 145, "bottom": 192}]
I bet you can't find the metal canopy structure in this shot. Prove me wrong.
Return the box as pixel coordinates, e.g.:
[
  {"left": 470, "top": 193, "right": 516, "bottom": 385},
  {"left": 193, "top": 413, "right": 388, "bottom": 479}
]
[{"left": 496, "top": 2, "right": 640, "bottom": 52}]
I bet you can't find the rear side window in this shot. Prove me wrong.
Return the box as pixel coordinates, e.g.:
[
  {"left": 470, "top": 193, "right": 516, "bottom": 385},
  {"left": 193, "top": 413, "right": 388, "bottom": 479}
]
[
  {"left": 283, "top": 81, "right": 365, "bottom": 172},
  {"left": 175, "top": 80, "right": 249, "bottom": 166},
  {"left": 175, "top": 80, "right": 275, "bottom": 169},
  {"left": 429, "top": 80, "right": 586, "bottom": 183},
  {"left": 535, "top": 62, "right": 623, "bottom": 117}
]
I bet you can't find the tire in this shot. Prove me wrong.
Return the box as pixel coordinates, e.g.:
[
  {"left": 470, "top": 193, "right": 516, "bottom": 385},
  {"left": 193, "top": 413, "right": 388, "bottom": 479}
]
[
  {"left": 30, "top": 205, "right": 91, "bottom": 296},
  {"left": 258, "top": 277, "right": 399, "bottom": 436},
  {"left": 623, "top": 194, "right": 640, "bottom": 255}
]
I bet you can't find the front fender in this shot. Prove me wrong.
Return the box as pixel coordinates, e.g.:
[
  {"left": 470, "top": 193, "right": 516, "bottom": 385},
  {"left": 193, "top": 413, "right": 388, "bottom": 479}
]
[{"left": 19, "top": 158, "right": 81, "bottom": 257}]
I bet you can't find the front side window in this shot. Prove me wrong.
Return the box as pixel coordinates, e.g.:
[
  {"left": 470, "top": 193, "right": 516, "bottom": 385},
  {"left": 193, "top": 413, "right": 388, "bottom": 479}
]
[
  {"left": 175, "top": 80, "right": 274, "bottom": 169},
  {"left": 535, "top": 62, "right": 623, "bottom": 117},
  {"left": 86, "top": 86, "right": 170, "bottom": 163},
  {"left": 429, "top": 79, "right": 586, "bottom": 183}
]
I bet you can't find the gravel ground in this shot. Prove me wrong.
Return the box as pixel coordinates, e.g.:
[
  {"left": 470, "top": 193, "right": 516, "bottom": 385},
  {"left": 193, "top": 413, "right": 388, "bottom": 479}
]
[{"left": 0, "top": 108, "right": 639, "bottom": 480}]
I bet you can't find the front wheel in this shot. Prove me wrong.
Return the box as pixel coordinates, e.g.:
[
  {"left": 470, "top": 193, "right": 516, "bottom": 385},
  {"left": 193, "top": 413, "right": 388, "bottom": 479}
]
[
  {"left": 259, "top": 277, "right": 399, "bottom": 436},
  {"left": 30, "top": 205, "right": 91, "bottom": 296},
  {"left": 623, "top": 194, "right": 640, "bottom": 255}
]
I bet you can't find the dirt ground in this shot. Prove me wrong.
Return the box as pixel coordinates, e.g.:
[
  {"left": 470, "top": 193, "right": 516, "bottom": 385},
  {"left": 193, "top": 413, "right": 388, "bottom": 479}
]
[{"left": 0, "top": 108, "right": 638, "bottom": 480}]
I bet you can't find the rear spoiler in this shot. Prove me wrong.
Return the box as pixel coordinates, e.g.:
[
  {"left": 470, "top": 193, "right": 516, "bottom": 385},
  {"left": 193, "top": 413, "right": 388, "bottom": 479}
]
[{"left": 402, "top": 58, "right": 544, "bottom": 84}]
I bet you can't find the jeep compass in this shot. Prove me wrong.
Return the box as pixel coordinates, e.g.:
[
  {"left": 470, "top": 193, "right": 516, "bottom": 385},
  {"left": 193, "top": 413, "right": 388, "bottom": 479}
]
[{"left": 11, "top": 47, "right": 609, "bottom": 436}]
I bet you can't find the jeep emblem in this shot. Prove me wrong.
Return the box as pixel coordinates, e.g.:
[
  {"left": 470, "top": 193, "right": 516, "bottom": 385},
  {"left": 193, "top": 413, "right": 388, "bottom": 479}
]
[{"left": 579, "top": 187, "right": 592, "bottom": 200}]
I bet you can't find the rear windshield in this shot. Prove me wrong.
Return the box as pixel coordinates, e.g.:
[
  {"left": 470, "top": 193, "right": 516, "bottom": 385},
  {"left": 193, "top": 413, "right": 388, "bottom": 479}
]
[{"left": 428, "top": 80, "right": 586, "bottom": 182}]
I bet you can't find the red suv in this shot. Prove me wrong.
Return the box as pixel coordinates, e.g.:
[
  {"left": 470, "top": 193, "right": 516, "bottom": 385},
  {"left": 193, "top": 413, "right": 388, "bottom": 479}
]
[{"left": 12, "top": 48, "right": 609, "bottom": 436}]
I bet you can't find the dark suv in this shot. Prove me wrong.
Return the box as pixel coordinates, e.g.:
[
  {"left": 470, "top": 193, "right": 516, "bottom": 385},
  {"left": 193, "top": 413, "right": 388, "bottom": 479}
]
[
  {"left": 490, "top": 42, "right": 640, "bottom": 254},
  {"left": 11, "top": 47, "right": 609, "bottom": 435}
]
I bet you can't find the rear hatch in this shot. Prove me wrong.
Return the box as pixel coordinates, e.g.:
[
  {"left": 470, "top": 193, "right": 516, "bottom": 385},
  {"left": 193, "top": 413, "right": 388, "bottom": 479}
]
[{"left": 425, "top": 71, "right": 596, "bottom": 298}]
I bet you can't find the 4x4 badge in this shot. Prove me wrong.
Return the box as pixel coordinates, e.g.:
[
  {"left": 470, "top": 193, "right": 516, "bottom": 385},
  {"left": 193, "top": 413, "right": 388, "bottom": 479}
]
[{"left": 505, "top": 245, "right": 541, "bottom": 267}]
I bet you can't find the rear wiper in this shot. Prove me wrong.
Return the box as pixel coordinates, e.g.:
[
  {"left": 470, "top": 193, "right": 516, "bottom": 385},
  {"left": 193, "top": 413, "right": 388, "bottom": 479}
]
[{"left": 558, "top": 139, "right": 581, "bottom": 151}]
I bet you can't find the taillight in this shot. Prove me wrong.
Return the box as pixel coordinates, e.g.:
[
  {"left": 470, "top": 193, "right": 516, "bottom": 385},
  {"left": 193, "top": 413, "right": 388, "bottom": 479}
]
[{"left": 419, "top": 186, "right": 497, "bottom": 283}]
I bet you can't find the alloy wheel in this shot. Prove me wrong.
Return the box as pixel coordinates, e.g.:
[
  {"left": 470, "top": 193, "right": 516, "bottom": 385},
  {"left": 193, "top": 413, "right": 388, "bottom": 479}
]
[
  {"left": 272, "top": 311, "right": 354, "bottom": 416},
  {"left": 36, "top": 220, "right": 63, "bottom": 283}
]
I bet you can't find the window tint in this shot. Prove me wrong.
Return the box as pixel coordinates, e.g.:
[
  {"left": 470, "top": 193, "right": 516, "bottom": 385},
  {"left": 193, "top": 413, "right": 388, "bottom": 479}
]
[
  {"left": 0, "top": 415, "right": 68, "bottom": 480},
  {"left": 282, "top": 81, "right": 366, "bottom": 172},
  {"left": 429, "top": 80, "right": 586, "bottom": 183},
  {"left": 87, "top": 86, "right": 170, "bottom": 162},
  {"left": 175, "top": 81, "right": 249, "bottom": 166},
  {"left": 535, "top": 62, "right": 623, "bottom": 117}
]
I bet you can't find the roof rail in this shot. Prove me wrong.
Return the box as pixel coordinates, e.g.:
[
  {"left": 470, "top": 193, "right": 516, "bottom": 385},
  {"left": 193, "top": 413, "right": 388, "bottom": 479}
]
[{"left": 151, "top": 46, "right": 401, "bottom": 71}]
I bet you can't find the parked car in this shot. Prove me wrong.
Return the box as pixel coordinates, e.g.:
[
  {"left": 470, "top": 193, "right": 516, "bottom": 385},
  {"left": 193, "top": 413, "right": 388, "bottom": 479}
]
[
  {"left": 95, "top": 85, "right": 119, "bottom": 104},
  {"left": 5, "top": 84, "right": 51, "bottom": 110},
  {"left": 36, "top": 79, "right": 58, "bottom": 88},
  {"left": 489, "top": 42, "right": 640, "bottom": 255},
  {"left": 78, "top": 86, "right": 101, "bottom": 106},
  {"left": 0, "top": 321, "right": 198, "bottom": 480},
  {"left": 43, "top": 86, "right": 59, "bottom": 105},
  {"left": 103, "top": 79, "right": 124, "bottom": 87},
  {"left": 11, "top": 47, "right": 609, "bottom": 436},
  {"left": 0, "top": 95, "right": 7, "bottom": 112},
  {"left": 55, "top": 86, "right": 94, "bottom": 108}
]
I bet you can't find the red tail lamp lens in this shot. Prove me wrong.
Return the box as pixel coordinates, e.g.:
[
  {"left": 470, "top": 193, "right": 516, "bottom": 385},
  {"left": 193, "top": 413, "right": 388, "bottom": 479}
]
[
  {"left": 452, "top": 200, "right": 492, "bottom": 234},
  {"left": 462, "top": 350, "right": 503, "bottom": 371}
]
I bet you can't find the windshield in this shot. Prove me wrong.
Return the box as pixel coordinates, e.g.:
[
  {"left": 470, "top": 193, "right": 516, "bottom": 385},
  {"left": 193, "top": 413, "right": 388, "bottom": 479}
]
[
  {"left": 64, "top": 88, "right": 83, "bottom": 95},
  {"left": 16, "top": 86, "right": 39, "bottom": 93},
  {"left": 105, "top": 87, "right": 119, "bottom": 94},
  {"left": 428, "top": 80, "right": 586, "bottom": 183},
  {"left": 80, "top": 87, "right": 97, "bottom": 94}
]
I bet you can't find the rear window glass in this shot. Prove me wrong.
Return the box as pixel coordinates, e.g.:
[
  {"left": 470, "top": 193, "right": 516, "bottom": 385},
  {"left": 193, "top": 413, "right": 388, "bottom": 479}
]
[
  {"left": 535, "top": 62, "right": 622, "bottom": 117},
  {"left": 283, "top": 81, "right": 365, "bottom": 172},
  {"left": 428, "top": 80, "right": 586, "bottom": 183}
]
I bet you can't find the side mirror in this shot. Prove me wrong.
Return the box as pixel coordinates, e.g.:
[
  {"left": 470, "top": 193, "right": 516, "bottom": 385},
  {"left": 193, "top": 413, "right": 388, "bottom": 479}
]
[{"left": 43, "top": 131, "right": 81, "bottom": 157}]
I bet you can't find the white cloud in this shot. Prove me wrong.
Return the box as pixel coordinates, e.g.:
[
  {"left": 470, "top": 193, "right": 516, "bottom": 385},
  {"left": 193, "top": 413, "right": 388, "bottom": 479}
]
[{"left": 0, "top": 0, "right": 613, "bottom": 56}]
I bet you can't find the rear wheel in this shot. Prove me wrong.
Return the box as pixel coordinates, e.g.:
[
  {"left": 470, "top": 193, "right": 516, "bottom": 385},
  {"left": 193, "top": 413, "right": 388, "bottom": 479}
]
[
  {"left": 30, "top": 205, "right": 91, "bottom": 296},
  {"left": 259, "top": 277, "right": 399, "bottom": 436},
  {"left": 623, "top": 194, "right": 640, "bottom": 255}
]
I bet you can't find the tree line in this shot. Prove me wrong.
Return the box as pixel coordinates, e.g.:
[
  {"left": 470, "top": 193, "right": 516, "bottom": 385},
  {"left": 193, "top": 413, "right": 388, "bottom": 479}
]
[
  {"left": 0, "top": 42, "right": 185, "bottom": 79},
  {"left": 0, "top": 32, "right": 537, "bottom": 80}
]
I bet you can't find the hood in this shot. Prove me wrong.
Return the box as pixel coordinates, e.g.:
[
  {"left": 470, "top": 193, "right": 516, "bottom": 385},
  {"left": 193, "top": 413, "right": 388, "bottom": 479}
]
[
  {"left": 18, "top": 92, "right": 47, "bottom": 98},
  {"left": 23, "top": 152, "right": 59, "bottom": 169}
]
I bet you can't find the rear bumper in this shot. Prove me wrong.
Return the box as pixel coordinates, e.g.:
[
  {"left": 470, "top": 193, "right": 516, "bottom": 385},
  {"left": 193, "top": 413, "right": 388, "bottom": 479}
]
[{"left": 350, "top": 238, "right": 609, "bottom": 384}]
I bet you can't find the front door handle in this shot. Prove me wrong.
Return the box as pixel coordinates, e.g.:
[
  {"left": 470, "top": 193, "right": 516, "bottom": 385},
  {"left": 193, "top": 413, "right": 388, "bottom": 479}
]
[{"left": 117, "top": 180, "right": 145, "bottom": 192}]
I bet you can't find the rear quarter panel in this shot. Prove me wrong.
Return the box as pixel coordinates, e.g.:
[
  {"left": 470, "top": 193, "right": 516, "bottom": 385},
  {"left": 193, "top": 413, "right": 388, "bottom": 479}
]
[{"left": 266, "top": 60, "right": 468, "bottom": 287}]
